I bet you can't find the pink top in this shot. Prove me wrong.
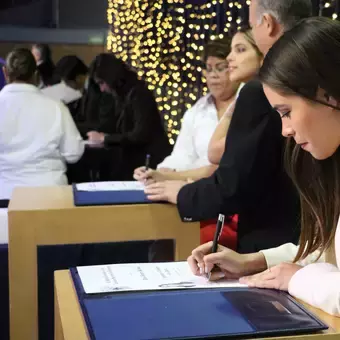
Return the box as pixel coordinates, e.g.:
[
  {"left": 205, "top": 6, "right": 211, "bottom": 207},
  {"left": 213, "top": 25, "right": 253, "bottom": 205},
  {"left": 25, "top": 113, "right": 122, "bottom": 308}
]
[{"left": 261, "top": 217, "right": 340, "bottom": 316}]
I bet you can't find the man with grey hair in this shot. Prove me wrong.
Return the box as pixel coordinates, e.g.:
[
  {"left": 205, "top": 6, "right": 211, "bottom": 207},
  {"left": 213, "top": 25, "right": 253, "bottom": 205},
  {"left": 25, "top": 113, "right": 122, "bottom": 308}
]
[
  {"left": 251, "top": 0, "right": 312, "bottom": 54},
  {"left": 146, "top": 0, "right": 312, "bottom": 255}
]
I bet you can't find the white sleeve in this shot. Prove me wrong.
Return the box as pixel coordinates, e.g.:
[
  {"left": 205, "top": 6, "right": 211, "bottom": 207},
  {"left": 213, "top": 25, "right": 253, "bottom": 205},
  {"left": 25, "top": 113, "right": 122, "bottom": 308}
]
[
  {"left": 260, "top": 243, "right": 325, "bottom": 268},
  {"left": 288, "top": 263, "right": 340, "bottom": 316},
  {"left": 157, "top": 107, "right": 200, "bottom": 171},
  {"left": 59, "top": 103, "right": 85, "bottom": 163}
]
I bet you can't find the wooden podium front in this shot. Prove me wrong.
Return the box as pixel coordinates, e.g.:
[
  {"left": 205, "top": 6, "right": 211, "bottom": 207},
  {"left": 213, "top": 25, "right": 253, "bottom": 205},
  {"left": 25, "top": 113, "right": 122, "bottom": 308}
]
[{"left": 8, "top": 186, "right": 200, "bottom": 340}]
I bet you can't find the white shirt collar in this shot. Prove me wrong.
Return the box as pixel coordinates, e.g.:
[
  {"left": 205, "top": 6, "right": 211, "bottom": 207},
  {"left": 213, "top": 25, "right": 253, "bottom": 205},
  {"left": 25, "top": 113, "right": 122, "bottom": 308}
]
[
  {"left": 195, "top": 93, "right": 215, "bottom": 110},
  {"left": 1, "top": 83, "right": 39, "bottom": 94}
]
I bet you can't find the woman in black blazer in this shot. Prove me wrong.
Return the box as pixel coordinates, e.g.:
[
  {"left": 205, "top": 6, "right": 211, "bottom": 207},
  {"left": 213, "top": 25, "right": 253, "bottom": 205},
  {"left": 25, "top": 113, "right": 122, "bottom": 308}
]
[{"left": 87, "top": 53, "right": 171, "bottom": 180}]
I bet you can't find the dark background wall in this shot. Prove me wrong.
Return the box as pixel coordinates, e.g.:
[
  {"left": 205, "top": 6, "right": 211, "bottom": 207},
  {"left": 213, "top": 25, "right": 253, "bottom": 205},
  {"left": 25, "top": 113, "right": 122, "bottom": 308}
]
[
  {"left": 0, "top": 42, "right": 105, "bottom": 65},
  {"left": 0, "top": 0, "right": 54, "bottom": 27},
  {"left": 58, "top": 0, "right": 108, "bottom": 29},
  {"left": 0, "top": 0, "right": 107, "bottom": 66},
  {"left": 0, "top": 0, "right": 330, "bottom": 29},
  {"left": 0, "top": 0, "right": 108, "bottom": 28}
]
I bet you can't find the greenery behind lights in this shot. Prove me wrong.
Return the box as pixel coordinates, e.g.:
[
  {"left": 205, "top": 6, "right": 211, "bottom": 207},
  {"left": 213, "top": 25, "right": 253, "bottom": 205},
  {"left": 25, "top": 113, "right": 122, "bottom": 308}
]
[{"left": 107, "top": 0, "right": 339, "bottom": 144}]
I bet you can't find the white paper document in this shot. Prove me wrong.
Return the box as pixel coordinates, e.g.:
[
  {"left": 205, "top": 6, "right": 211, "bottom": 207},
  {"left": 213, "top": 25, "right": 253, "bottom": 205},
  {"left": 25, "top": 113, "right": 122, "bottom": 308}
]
[
  {"left": 76, "top": 181, "right": 145, "bottom": 192},
  {"left": 77, "top": 261, "right": 246, "bottom": 294}
]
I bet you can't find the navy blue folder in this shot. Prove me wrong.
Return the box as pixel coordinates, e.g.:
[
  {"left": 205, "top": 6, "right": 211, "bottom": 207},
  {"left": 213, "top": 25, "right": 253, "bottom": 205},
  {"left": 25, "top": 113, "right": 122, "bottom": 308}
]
[
  {"left": 70, "top": 268, "right": 328, "bottom": 340},
  {"left": 72, "top": 184, "right": 155, "bottom": 206}
]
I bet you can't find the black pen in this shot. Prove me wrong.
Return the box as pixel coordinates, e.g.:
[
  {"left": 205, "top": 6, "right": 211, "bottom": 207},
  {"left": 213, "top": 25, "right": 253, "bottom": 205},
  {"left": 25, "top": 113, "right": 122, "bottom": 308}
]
[
  {"left": 145, "top": 154, "right": 151, "bottom": 171},
  {"left": 208, "top": 214, "right": 225, "bottom": 280}
]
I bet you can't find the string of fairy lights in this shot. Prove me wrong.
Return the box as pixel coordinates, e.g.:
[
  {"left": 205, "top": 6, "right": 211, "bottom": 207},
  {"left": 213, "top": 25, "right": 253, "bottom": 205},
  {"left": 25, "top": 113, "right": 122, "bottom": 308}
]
[
  {"left": 107, "top": 0, "right": 339, "bottom": 144},
  {"left": 319, "top": 0, "right": 339, "bottom": 19}
]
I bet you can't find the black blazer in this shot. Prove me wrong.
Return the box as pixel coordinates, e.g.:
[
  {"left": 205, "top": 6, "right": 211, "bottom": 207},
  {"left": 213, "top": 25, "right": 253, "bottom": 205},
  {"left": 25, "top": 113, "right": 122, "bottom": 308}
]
[
  {"left": 177, "top": 81, "right": 300, "bottom": 253},
  {"left": 37, "top": 60, "right": 55, "bottom": 87},
  {"left": 103, "top": 81, "right": 172, "bottom": 180}
]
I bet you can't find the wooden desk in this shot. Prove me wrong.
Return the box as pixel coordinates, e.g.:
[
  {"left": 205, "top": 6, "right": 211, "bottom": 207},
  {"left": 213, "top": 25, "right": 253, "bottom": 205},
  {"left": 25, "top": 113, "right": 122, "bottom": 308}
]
[
  {"left": 8, "top": 186, "right": 200, "bottom": 340},
  {"left": 54, "top": 270, "right": 340, "bottom": 340}
]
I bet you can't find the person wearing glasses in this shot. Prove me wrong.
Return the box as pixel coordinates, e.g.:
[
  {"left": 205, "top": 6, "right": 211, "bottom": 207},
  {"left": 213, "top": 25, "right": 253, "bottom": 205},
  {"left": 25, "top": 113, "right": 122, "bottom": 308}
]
[
  {"left": 145, "top": 0, "right": 311, "bottom": 254},
  {"left": 136, "top": 33, "right": 262, "bottom": 253},
  {"left": 134, "top": 37, "right": 240, "bottom": 184},
  {"left": 134, "top": 38, "right": 242, "bottom": 256},
  {"left": 135, "top": 31, "right": 262, "bottom": 182}
]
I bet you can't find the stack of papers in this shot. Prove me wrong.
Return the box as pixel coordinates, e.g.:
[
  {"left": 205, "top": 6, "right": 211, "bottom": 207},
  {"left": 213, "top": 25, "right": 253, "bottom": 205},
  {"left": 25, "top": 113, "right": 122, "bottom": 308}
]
[
  {"left": 77, "top": 261, "right": 246, "bottom": 294},
  {"left": 76, "top": 181, "right": 145, "bottom": 192}
]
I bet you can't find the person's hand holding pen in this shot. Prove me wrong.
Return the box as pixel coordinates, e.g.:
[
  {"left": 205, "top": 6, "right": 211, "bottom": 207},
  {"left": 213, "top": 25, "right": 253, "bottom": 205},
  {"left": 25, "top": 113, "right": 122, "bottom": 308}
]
[
  {"left": 134, "top": 169, "right": 165, "bottom": 183},
  {"left": 133, "top": 155, "right": 155, "bottom": 184},
  {"left": 134, "top": 167, "right": 175, "bottom": 183},
  {"left": 187, "top": 241, "right": 268, "bottom": 282}
]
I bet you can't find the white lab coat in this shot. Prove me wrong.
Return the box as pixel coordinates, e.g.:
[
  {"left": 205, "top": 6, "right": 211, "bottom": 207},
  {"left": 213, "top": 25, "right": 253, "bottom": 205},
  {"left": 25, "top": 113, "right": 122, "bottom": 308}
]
[{"left": 0, "top": 83, "right": 84, "bottom": 199}]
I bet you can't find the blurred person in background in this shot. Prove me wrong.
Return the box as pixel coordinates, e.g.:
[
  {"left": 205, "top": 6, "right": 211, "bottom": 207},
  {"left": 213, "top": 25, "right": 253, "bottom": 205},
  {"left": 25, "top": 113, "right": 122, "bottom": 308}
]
[
  {"left": 134, "top": 37, "right": 240, "bottom": 184},
  {"left": 87, "top": 53, "right": 171, "bottom": 180},
  {"left": 31, "top": 43, "right": 55, "bottom": 88},
  {"left": 42, "top": 55, "right": 87, "bottom": 117},
  {"left": 0, "top": 48, "right": 84, "bottom": 205}
]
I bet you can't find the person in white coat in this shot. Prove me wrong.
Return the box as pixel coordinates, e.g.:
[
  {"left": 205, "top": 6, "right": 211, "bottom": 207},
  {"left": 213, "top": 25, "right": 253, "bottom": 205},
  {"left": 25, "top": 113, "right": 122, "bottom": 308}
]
[
  {"left": 188, "top": 9, "right": 340, "bottom": 317},
  {"left": 0, "top": 48, "right": 84, "bottom": 202}
]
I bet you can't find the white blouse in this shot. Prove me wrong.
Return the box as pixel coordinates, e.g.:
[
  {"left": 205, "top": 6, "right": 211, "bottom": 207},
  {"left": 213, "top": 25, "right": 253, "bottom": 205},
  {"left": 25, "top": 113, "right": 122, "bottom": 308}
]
[
  {"left": 261, "top": 216, "right": 340, "bottom": 316},
  {"left": 157, "top": 94, "right": 221, "bottom": 171},
  {"left": 41, "top": 81, "right": 82, "bottom": 104},
  {"left": 158, "top": 85, "right": 244, "bottom": 171}
]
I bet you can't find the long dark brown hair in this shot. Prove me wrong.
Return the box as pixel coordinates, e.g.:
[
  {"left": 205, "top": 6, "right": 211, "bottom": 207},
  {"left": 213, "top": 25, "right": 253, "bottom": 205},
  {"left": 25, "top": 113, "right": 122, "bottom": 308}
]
[
  {"left": 90, "top": 53, "right": 139, "bottom": 96},
  {"left": 259, "top": 17, "right": 340, "bottom": 261},
  {"left": 237, "top": 28, "right": 263, "bottom": 59}
]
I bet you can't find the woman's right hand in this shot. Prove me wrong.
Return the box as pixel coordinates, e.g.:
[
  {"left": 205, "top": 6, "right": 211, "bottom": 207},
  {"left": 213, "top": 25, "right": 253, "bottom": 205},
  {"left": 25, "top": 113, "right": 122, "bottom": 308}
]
[
  {"left": 133, "top": 166, "right": 147, "bottom": 182},
  {"left": 134, "top": 167, "right": 175, "bottom": 182},
  {"left": 187, "top": 242, "right": 267, "bottom": 281}
]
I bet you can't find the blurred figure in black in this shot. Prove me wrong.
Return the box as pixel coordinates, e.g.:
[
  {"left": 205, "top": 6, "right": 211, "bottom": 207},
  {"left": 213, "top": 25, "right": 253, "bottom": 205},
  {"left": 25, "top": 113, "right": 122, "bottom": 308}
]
[
  {"left": 44, "top": 55, "right": 117, "bottom": 183},
  {"left": 87, "top": 53, "right": 171, "bottom": 180},
  {"left": 31, "top": 44, "right": 55, "bottom": 88},
  {"left": 54, "top": 55, "right": 88, "bottom": 92}
]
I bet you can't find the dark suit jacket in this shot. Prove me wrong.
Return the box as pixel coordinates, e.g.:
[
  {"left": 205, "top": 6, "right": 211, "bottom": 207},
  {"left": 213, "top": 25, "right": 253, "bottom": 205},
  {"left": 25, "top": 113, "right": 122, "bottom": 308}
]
[
  {"left": 37, "top": 60, "right": 55, "bottom": 87},
  {"left": 104, "top": 81, "right": 172, "bottom": 180},
  {"left": 177, "top": 81, "right": 300, "bottom": 253}
]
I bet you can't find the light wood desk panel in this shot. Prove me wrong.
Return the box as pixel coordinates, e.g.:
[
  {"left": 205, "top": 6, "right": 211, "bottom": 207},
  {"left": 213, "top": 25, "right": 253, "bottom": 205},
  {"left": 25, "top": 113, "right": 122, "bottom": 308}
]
[{"left": 9, "top": 186, "right": 200, "bottom": 340}]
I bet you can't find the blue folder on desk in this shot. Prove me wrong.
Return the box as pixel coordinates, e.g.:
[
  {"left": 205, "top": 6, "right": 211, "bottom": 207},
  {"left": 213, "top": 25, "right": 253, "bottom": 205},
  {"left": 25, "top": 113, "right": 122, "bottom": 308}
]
[
  {"left": 70, "top": 268, "right": 328, "bottom": 340},
  {"left": 72, "top": 183, "right": 154, "bottom": 206}
]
